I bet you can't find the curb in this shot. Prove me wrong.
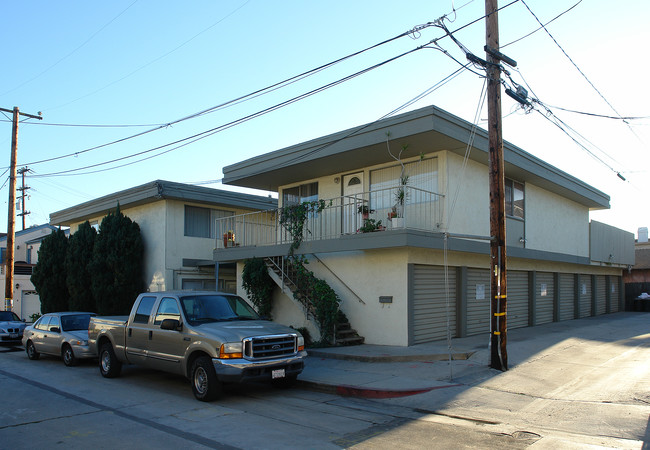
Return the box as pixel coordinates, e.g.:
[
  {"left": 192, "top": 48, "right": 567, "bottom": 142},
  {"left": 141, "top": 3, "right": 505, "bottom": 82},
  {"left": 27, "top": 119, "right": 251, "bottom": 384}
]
[
  {"left": 298, "top": 379, "right": 463, "bottom": 399},
  {"left": 306, "top": 349, "right": 475, "bottom": 363}
]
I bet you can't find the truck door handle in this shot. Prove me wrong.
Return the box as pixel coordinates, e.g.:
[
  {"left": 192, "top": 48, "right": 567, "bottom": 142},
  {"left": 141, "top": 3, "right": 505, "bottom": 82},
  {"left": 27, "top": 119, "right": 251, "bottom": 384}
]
[
  {"left": 149, "top": 330, "right": 153, "bottom": 340},
  {"left": 128, "top": 328, "right": 132, "bottom": 337}
]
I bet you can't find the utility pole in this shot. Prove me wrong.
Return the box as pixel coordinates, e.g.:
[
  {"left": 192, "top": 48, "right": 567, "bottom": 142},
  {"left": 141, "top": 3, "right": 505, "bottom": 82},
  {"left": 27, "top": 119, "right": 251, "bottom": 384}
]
[
  {"left": 485, "top": 0, "right": 508, "bottom": 370},
  {"left": 1, "top": 107, "right": 42, "bottom": 311},
  {"left": 17, "top": 167, "right": 31, "bottom": 231}
]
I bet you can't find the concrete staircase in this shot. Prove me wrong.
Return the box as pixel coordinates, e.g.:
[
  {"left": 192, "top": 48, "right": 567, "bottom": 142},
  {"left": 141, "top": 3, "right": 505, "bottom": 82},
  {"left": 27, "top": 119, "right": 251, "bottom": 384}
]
[{"left": 264, "top": 256, "right": 364, "bottom": 346}]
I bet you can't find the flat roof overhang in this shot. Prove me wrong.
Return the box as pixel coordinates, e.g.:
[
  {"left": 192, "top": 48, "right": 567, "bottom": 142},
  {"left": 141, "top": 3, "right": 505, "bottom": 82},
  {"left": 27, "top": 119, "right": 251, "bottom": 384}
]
[{"left": 223, "top": 105, "right": 609, "bottom": 210}]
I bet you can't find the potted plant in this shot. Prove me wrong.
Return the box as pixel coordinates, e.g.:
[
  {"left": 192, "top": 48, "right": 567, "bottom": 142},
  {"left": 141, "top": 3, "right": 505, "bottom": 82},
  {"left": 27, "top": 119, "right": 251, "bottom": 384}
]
[
  {"left": 223, "top": 230, "right": 235, "bottom": 248},
  {"left": 357, "top": 205, "right": 373, "bottom": 219}
]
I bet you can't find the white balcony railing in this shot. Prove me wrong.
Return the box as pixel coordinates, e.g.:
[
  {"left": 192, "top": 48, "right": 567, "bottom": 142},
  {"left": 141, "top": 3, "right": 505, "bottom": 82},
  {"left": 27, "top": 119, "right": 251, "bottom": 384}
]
[{"left": 215, "top": 186, "right": 444, "bottom": 249}]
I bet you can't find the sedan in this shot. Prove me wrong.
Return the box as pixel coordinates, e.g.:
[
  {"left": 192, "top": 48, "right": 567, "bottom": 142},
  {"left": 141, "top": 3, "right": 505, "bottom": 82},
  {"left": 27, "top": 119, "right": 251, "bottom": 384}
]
[
  {"left": 0, "top": 311, "right": 26, "bottom": 347},
  {"left": 23, "top": 312, "right": 96, "bottom": 366}
]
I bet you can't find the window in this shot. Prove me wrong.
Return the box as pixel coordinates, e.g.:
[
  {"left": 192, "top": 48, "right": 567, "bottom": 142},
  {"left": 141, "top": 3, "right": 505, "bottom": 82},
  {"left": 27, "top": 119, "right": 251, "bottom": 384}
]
[
  {"left": 0, "top": 247, "right": 5, "bottom": 264},
  {"left": 282, "top": 182, "right": 318, "bottom": 206},
  {"left": 26, "top": 247, "right": 32, "bottom": 264},
  {"left": 370, "top": 158, "right": 438, "bottom": 209},
  {"left": 48, "top": 316, "right": 61, "bottom": 332},
  {"left": 154, "top": 297, "right": 181, "bottom": 325},
  {"left": 35, "top": 316, "right": 51, "bottom": 331},
  {"left": 184, "top": 205, "right": 234, "bottom": 238},
  {"left": 133, "top": 296, "right": 156, "bottom": 324},
  {"left": 182, "top": 278, "right": 216, "bottom": 291},
  {"left": 505, "top": 179, "right": 524, "bottom": 219}
]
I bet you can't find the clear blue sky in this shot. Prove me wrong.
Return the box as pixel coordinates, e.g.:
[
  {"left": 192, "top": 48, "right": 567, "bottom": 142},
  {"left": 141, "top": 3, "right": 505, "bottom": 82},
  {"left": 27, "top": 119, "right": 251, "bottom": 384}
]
[{"left": 1, "top": 0, "right": 648, "bottom": 236}]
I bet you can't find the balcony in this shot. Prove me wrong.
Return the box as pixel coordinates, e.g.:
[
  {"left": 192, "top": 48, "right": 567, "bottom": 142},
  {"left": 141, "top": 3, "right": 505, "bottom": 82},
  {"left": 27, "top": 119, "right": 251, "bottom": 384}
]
[{"left": 215, "top": 186, "right": 444, "bottom": 251}]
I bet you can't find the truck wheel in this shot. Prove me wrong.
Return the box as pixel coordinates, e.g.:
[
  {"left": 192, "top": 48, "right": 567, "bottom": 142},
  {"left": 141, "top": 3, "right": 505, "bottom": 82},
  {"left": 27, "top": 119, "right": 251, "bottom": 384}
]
[
  {"left": 191, "top": 356, "right": 221, "bottom": 401},
  {"left": 99, "top": 342, "right": 122, "bottom": 378},
  {"left": 62, "top": 344, "right": 77, "bottom": 367},
  {"left": 26, "top": 341, "right": 40, "bottom": 360}
]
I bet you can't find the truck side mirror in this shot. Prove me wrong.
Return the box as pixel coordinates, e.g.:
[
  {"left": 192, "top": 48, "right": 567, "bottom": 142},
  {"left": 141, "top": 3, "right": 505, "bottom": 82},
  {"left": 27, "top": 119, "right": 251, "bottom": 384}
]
[{"left": 160, "top": 318, "right": 182, "bottom": 331}]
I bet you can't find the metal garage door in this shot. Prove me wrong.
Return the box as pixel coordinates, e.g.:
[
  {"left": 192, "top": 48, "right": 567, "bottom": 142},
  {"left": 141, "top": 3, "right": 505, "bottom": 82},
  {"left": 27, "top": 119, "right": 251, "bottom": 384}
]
[
  {"left": 507, "top": 271, "right": 528, "bottom": 329},
  {"left": 558, "top": 273, "right": 575, "bottom": 321},
  {"left": 411, "top": 265, "right": 457, "bottom": 344},
  {"left": 466, "top": 268, "right": 491, "bottom": 336},
  {"left": 595, "top": 275, "right": 607, "bottom": 315},
  {"left": 609, "top": 276, "right": 620, "bottom": 312},
  {"left": 578, "top": 276, "right": 592, "bottom": 318},
  {"left": 536, "top": 272, "right": 554, "bottom": 324}
]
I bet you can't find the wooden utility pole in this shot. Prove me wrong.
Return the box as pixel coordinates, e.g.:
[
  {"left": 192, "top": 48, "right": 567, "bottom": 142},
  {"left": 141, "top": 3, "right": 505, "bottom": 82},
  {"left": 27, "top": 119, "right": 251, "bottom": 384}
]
[
  {"left": 1, "top": 107, "right": 42, "bottom": 311},
  {"left": 485, "top": 0, "right": 508, "bottom": 370},
  {"left": 17, "top": 167, "right": 31, "bottom": 231}
]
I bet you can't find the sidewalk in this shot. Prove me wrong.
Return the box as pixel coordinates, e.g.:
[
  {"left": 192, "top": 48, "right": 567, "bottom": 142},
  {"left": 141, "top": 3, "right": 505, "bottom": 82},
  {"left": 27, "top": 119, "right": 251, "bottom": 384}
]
[
  {"left": 296, "top": 312, "right": 648, "bottom": 399},
  {"left": 298, "top": 330, "right": 493, "bottom": 398}
]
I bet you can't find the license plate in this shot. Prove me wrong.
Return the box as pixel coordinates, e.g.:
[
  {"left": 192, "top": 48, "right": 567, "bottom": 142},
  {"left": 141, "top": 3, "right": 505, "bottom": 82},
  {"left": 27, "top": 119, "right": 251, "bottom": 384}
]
[
  {"left": 9, "top": 333, "right": 18, "bottom": 339},
  {"left": 272, "top": 368, "right": 285, "bottom": 379}
]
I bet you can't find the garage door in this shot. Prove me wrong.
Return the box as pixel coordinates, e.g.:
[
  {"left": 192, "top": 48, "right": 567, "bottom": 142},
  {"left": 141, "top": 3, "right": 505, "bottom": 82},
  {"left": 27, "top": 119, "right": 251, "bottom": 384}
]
[
  {"left": 536, "top": 272, "right": 554, "bottom": 324},
  {"left": 609, "top": 276, "right": 620, "bottom": 312},
  {"left": 507, "top": 271, "right": 528, "bottom": 329},
  {"left": 20, "top": 291, "right": 41, "bottom": 321},
  {"left": 595, "top": 275, "right": 607, "bottom": 315},
  {"left": 558, "top": 273, "right": 575, "bottom": 321},
  {"left": 411, "top": 265, "right": 457, "bottom": 344},
  {"left": 578, "top": 276, "right": 592, "bottom": 318},
  {"left": 466, "top": 268, "right": 491, "bottom": 336}
]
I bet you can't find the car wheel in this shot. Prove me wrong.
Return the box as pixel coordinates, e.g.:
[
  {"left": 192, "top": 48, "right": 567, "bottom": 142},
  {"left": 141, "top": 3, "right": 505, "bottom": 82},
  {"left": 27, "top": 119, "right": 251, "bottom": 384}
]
[
  {"left": 99, "top": 342, "right": 122, "bottom": 378},
  {"left": 190, "top": 356, "right": 221, "bottom": 401},
  {"left": 26, "top": 340, "right": 40, "bottom": 360},
  {"left": 272, "top": 374, "right": 298, "bottom": 389},
  {"left": 62, "top": 344, "right": 77, "bottom": 367}
]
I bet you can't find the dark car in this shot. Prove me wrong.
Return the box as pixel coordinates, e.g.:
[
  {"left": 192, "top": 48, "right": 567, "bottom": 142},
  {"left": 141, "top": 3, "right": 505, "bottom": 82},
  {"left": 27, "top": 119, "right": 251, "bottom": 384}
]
[{"left": 0, "top": 311, "right": 26, "bottom": 347}]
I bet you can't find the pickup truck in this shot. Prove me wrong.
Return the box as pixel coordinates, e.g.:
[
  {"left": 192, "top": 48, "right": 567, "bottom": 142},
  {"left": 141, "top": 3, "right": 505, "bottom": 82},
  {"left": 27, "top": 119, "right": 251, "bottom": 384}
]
[{"left": 88, "top": 291, "right": 307, "bottom": 401}]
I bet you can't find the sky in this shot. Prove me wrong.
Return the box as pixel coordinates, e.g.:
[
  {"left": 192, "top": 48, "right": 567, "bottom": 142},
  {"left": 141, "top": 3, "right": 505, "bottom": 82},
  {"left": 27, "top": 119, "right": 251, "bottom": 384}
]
[{"left": 1, "top": 0, "right": 649, "bottom": 238}]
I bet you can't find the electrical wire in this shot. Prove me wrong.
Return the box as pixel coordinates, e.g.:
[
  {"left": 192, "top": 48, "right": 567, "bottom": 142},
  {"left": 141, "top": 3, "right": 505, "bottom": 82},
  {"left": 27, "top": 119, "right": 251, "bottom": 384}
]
[
  {"left": 29, "top": 46, "right": 426, "bottom": 178},
  {"left": 502, "top": 0, "right": 582, "bottom": 48},
  {"left": 22, "top": 26, "right": 423, "bottom": 168},
  {"left": 0, "top": 0, "right": 140, "bottom": 98},
  {"left": 0, "top": 120, "right": 168, "bottom": 128},
  {"left": 519, "top": 0, "right": 631, "bottom": 129},
  {"left": 43, "top": 0, "right": 252, "bottom": 112}
]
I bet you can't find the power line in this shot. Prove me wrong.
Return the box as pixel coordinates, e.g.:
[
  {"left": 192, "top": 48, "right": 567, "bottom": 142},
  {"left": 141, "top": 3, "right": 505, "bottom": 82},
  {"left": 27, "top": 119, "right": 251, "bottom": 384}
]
[
  {"left": 43, "top": 0, "right": 252, "bottom": 112},
  {"left": 0, "top": 0, "right": 140, "bottom": 98},
  {"left": 0, "top": 120, "right": 168, "bottom": 128},
  {"left": 30, "top": 44, "right": 429, "bottom": 178},
  {"left": 519, "top": 0, "right": 629, "bottom": 126},
  {"left": 502, "top": 0, "right": 582, "bottom": 48},
  {"left": 22, "top": 26, "right": 422, "bottom": 168}
]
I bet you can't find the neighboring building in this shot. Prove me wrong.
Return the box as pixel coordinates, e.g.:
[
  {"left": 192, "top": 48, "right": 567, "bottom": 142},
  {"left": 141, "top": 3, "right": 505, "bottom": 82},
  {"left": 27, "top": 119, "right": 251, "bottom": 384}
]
[
  {"left": 0, "top": 224, "right": 60, "bottom": 320},
  {"left": 623, "top": 227, "right": 650, "bottom": 309},
  {"left": 50, "top": 180, "right": 277, "bottom": 294},
  {"left": 215, "top": 105, "right": 635, "bottom": 346}
]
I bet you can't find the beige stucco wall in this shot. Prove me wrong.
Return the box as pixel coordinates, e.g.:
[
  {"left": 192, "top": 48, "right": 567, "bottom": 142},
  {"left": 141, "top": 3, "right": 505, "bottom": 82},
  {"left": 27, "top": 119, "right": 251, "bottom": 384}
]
[
  {"left": 443, "top": 152, "right": 490, "bottom": 236},
  {"left": 525, "top": 184, "right": 589, "bottom": 257},
  {"left": 67, "top": 202, "right": 169, "bottom": 292}
]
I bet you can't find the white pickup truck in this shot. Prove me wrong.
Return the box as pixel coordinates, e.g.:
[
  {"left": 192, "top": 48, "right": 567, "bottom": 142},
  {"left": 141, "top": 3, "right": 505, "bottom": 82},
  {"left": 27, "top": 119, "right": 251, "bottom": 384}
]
[{"left": 88, "top": 291, "right": 307, "bottom": 401}]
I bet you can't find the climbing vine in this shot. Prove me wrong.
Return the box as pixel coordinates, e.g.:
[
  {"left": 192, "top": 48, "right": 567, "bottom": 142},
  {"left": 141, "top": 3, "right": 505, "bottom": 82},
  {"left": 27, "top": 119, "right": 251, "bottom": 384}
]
[
  {"left": 291, "top": 256, "right": 341, "bottom": 344},
  {"left": 279, "top": 200, "right": 329, "bottom": 256},
  {"left": 242, "top": 257, "right": 275, "bottom": 319}
]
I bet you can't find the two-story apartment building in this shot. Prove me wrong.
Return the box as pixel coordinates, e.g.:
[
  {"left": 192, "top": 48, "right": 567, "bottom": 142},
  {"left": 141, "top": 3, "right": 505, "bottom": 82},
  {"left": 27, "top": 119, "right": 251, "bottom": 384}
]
[
  {"left": 0, "top": 224, "right": 60, "bottom": 320},
  {"left": 49, "top": 180, "right": 277, "bottom": 294},
  {"left": 214, "top": 105, "right": 634, "bottom": 346}
]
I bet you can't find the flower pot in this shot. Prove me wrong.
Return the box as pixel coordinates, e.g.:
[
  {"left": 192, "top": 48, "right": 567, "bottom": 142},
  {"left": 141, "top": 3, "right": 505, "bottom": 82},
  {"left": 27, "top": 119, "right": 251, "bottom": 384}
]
[{"left": 391, "top": 218, "right": 404, "bottom": 229}]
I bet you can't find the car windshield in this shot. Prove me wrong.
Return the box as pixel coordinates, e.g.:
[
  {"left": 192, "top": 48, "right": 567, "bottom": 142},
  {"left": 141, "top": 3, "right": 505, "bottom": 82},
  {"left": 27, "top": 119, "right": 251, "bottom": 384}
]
[
  {"left": 180, "top": 294, "right": 260, "bottom": 325},
  {"left": 0, "top": 311, "right": 20, "bottom": 322},
  {"left": 60, "top": 314, "right": 94, "bottom": 331}
]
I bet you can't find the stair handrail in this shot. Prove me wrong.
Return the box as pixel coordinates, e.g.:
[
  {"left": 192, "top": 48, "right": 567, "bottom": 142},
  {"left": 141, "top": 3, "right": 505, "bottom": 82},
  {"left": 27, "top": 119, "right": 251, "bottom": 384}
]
[{"left": 310, "top": 254, "right": 366, "bottom": 305}]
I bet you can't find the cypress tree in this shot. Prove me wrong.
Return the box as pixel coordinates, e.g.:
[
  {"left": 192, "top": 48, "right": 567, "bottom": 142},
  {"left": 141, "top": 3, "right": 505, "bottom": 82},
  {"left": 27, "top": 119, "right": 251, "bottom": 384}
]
[
  {"left": 65, "top": 221, "right": 97, "bottom": 311},
  {"left": 31, "top": 228, "right": 70, "bottom": 313},
  {"left": 91, "top": 205, "right": 145, "bottom": 315}
]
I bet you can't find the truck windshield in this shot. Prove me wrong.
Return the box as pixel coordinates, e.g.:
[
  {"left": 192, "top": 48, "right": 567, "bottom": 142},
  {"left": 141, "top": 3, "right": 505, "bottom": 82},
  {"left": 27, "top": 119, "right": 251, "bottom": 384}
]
[{"left": 179, "top": 294, "right": 260, "bottom": 325}]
